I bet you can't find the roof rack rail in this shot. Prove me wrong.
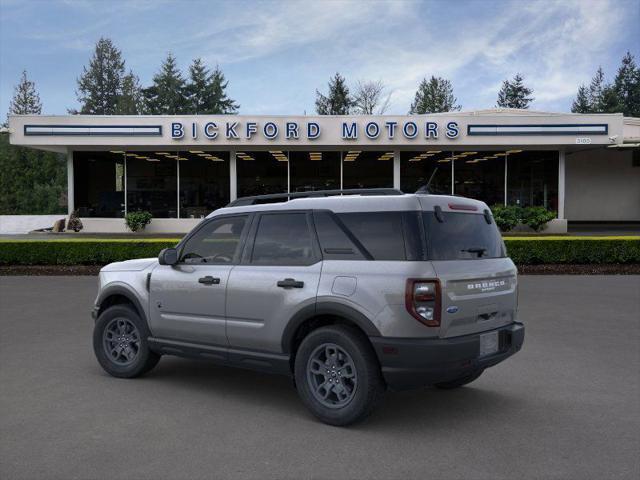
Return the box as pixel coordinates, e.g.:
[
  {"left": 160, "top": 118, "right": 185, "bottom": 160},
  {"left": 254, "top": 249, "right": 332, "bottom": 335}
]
[{"left": 227, "top": 188, "right": 404, "bottom": 207}]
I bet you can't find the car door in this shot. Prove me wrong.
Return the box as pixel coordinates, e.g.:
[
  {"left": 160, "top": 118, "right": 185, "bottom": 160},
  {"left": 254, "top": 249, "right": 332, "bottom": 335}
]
[
  {"left": 226, "top": 211, "right": 322, "bottom": 353},
  {"left": 149, "top": 214, "right": 251, "bottom": 347}
]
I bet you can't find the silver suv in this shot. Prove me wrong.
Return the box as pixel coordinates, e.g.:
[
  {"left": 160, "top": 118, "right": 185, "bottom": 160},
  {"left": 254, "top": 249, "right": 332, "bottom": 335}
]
[{"left": 92, "top": 189, "right": 524, "bottom": 426}]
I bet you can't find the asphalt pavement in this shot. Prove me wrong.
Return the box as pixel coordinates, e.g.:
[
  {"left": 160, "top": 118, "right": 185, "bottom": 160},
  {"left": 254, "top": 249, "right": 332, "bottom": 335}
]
[{"left": 0, "top": 275, "right": 639, "bottom": 480}]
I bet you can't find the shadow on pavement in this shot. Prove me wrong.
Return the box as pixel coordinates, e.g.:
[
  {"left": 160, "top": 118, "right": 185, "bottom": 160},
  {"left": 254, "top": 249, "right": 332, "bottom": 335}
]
[{"left": 102, "top": 355, "right": 526, "bottom": 429}]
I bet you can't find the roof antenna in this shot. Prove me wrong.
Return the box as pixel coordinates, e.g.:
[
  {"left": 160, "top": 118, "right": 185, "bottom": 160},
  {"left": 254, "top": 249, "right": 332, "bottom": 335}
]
[{"left": 416, "top": 167, "right": 438, "bottom": 194}]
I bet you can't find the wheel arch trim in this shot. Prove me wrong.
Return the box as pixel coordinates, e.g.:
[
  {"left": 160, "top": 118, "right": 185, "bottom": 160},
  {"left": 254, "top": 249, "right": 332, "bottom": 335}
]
[
  {"left": 96, "top": 283, "right": 148, "bottom": 326},
  {"left": 281, "top": 301, "right": 381, "bottom": 354}
]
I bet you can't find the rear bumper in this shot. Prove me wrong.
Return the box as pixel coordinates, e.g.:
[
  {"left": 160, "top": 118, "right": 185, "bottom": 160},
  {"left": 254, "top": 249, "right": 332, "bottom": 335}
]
[{"left": 370, "top": 322, "right": 524, "bottom": 391}]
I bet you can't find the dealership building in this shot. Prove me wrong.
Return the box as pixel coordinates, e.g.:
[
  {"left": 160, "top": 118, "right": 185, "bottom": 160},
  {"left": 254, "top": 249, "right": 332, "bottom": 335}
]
[{"left": 7, "top": 109, "right": 640, "bottom": 233}]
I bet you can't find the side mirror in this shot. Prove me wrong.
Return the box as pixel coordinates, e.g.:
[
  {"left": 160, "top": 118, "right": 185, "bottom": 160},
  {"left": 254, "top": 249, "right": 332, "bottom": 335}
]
[{"left": 158, "top": 248, "right": 178, "bottom": 266}]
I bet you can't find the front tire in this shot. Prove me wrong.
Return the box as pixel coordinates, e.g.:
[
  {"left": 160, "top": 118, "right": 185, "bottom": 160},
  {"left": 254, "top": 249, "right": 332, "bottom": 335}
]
[
  {"left": 294, "top": 325, "right": 384, "bottom": 426},
  {"left": 93, "top": 304, "right": 160, "bottom": 378}
]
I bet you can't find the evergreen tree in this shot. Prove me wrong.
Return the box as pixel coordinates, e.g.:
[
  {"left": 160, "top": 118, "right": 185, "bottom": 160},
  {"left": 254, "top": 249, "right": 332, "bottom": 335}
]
[
  {"left": 207, "top": 65, "right": 239, "bottom": 114},
  {"left": 8, "top": 70, "right": 42, "bottom": 116},
  {"left": 1, "top": 72, "right": 65, "bottom": 214},
  {"left": 571, "top": 85, "right": 591, "bottom": 113},
  {"left": 185, "top": 59, "right": 239, "bottom": 114},
  {"left": 143, "top": 53, "right": 188, "bottom": 114},
  {"left": 186, "top": 58, "right": 209, "bottom": 114},
  {"left": 409, "top": 76, "right": 460, "bottom": 114},
  {"left": 0, "top": 135, "right": 66, "bottom": 214},
  {"left": 315, "top": 73, "right": 353, "bottom": 115},
  {"left": 613, "top": 51, "right": 640, "bottom": 117},
  {"left": 587, "top": 67, "right": 607, "bottom": 112},
  {"left": 600, "top": 84, "right": 623, "bottom": 113},
  {"left": 496, "top": 74, "right": 534, "bottom": 109},
  {"left": 75, "top": 37, "right": 126, "bottom": 114},
  {"left": 116, "top": 71, "right": 144, "bottom": 115}
]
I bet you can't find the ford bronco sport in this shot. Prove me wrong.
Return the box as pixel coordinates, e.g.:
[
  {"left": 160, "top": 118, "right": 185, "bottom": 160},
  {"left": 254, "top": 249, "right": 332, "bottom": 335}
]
[{"left": 92, "top": 189, "right": 524, "bottom": 426}]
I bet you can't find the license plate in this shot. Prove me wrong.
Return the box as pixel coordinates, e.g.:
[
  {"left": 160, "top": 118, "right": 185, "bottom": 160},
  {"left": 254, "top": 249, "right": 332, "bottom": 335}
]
[{"left": 479, "top": 331, "right": 499, "bottom": 357}]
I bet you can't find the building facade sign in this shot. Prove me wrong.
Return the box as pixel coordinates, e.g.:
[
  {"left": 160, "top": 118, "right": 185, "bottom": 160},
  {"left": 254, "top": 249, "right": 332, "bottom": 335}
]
[{"left": 10, "top": 113, "right": 624, "bottom": 149}]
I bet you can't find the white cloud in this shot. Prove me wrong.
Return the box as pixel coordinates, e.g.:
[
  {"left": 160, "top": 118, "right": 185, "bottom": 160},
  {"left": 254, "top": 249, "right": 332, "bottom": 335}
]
[{"left": 1, "top": 0, "right": 636, "bottom": 114}]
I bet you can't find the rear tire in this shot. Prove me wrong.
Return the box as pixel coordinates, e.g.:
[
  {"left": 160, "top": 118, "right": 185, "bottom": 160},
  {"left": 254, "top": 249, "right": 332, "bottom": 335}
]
[
  {"left": 294, "top": 325, "right": 384, "bottom": 426},
  {"left": 434, "top": 369, "right": 484, "bottom": 389},
  {"left": 93, "top": 304, "right": 160, "bottom": 378}
]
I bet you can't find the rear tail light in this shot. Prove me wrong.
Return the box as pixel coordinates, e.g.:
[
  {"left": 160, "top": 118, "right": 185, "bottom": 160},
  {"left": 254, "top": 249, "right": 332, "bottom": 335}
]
[{"left": 405, "top": 279, "right": 441, "bottom": 327}]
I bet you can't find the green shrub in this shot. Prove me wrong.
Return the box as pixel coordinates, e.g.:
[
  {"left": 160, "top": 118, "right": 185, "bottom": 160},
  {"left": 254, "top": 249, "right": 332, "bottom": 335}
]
[
  {"left": 125, "top": 211, "right": 153, "bottom": 232},
  {"left": 0, "top": 240, "right": 179, "bottom": 265},
  {"left": 503, "top": 237, "right": 640, "bottom": 265},
  {"left": 491, "top": 205, "right": 520, "bottom": 232},
  {"left": 0, "top": 237, "right": 638, "bottom": 266},
  {"left": 491, "top": 205, "right": 556, "bottom": 232},
  {"left": 521, "top": 206, "right": 557, "bottom": 232}
]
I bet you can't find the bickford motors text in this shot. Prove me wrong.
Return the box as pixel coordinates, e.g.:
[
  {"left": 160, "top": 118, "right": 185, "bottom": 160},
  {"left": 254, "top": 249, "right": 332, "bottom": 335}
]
[{"left": 171, "top": 120, "right": 461, "bottom": 141}]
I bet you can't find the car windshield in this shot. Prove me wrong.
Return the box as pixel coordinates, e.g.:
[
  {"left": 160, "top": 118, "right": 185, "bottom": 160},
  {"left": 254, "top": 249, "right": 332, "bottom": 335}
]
[{"left": 423, "top": 211, "right": 505, "bottom": 260}]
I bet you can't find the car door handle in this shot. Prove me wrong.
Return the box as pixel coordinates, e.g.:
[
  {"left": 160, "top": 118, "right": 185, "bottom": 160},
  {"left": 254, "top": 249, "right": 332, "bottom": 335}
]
[
  {"left": 198, "top": 276, "right": 220, "bottom": 285},
  {"left": 277, "top": 278, "right": 304, "bottom": 288}
]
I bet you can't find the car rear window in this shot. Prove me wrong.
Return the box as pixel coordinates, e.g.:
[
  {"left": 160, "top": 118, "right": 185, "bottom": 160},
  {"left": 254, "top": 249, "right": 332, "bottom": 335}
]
[
  {"left": 423, "top": 212, "right": 505, "bottom": 260},
  {"left": 337, "top": 212, "right": 407, "bottom": 260}
]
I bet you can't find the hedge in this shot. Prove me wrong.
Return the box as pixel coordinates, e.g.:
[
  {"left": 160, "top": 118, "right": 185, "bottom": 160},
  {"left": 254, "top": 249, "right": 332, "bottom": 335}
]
[
  {"left": 0, "top": 239, "right": 179, "bottom": 266},
  {"left": 0, "top": 237, "right": 639, "bottom": 266},
  {"left": 502, "top": 237, "right": 640, "bottom": 264}
]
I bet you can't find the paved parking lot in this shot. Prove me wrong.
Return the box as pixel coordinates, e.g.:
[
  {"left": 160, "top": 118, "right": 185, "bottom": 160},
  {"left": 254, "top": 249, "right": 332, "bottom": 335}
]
[{"left": 1, "top": 275, "right": 639, "bottom": 480}]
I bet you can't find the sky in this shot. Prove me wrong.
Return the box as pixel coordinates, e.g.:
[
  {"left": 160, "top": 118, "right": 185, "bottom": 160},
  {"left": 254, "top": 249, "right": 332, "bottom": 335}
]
[{"left": 0, "top": 0, "right": 638, "bottom": 117}]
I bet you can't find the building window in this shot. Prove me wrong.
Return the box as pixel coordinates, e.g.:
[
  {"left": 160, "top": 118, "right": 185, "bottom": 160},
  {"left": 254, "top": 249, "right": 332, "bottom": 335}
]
[
  {"left": 401, "top": 150, "right": 453, "bottom": 194},
  {"left": 342, "top": 150, "right": 394, "bottom": 189},
  {"left": 454, "top": 150, "right": 505, "bottom": 207},
  {"left": 289, "top": 151, "right": 340, "bottom": 192},
  {"left": 126, "top": 152, "right": 177, "bottom": 218},
  {"left": 507, "top": 150, "right": 558, "bottom": 211},
  {"left": 178, "top": 151, "right": 230, "bottom": 218},
  {"left": 236, "top": 151, "right": 288, "bottom": 197},
  {"left": 73, "top": 151, "right": 125, "bottom": 218}
]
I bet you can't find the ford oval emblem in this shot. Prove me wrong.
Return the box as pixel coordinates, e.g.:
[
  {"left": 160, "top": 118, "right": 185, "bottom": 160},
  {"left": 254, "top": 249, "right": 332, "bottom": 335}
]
[{"left": 446, "top": 306, "right": 459, "bottom": 314}]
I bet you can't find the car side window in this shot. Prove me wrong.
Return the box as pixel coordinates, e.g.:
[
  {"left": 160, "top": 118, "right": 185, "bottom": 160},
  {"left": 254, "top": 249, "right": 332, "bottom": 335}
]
[
  {"left": 251, "top": 213, "right": 316, "bottom": 266},
  {"left": 180, "top": 215, "right": 247, "bottom": 264},
  {"left": 337, "top": 212, "right": 407, "bottom": 260},
  {"left": 313, "top": 211, "right": 366, "bottom": 260}
]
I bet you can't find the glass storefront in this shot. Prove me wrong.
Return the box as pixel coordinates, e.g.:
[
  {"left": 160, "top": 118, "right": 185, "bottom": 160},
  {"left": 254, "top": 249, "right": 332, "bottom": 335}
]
[
  {"left": 126, "top": 152, "right": 177, "bottom": 218},
  {"left": 507, "top": 150, "right": 558, "bottom": 210},
  {"left": 454, "top": 150, "right": 505, "bottom": 207},
  {"left": 401, "top": 150, "right": 452, "bottom": 195},
  {"left": 343, "top": 150, "right": 394, "bottom": 189},
  {"left": 178, "top": 151, "right": 229, "bottom": 218},
  {"left": 236, "top": 150, "right": 288, "bottom": 197},
  {"left": 73, "top": 148, "right": 559, "bottom": 217},
  {"left": 289, "top": 151, "right": 340, "bottom": 192},
  {"left": 74, "top": 151, "right": 124, "bottom": 217}
]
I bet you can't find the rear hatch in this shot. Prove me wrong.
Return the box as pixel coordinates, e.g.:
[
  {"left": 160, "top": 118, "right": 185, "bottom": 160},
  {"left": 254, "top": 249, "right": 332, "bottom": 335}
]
[{"left": 423, "top": 208, "right": 517, "bottom": 338}]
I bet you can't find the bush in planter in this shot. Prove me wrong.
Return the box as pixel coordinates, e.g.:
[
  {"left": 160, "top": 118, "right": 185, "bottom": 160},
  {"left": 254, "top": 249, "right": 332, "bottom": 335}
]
[
  {"left": 521, "top": 206, "right": 557, "bottom": 232},
  {"left": 67, "top": 210, "right": 83, "bottom": 232},
  {"left": 125, "top": 211, "right": 153, "bottom": 232},
  {"left": 491, "top": 205, "right": 520, "bottom": 232}
]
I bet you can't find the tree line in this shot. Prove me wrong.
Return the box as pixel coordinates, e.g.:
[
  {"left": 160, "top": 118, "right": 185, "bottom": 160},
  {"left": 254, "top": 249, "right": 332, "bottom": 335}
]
[
  {"left": 570, "top": 52, "right": 640, "bottom": 116},
  {"left": 314, "top": 53, "right": 639, "bottom": 116},
  {"left": 4, "top": 36, "right": 639, "bottom": 119},
  {"left": 71, "top": 37, "right": 239, "bottom": 115}
]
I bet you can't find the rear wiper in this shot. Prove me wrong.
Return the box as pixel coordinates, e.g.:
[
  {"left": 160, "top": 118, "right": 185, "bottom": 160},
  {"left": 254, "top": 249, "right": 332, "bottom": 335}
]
[{"left": 461, "top": 247, "right": 487, "bottom": 257}]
